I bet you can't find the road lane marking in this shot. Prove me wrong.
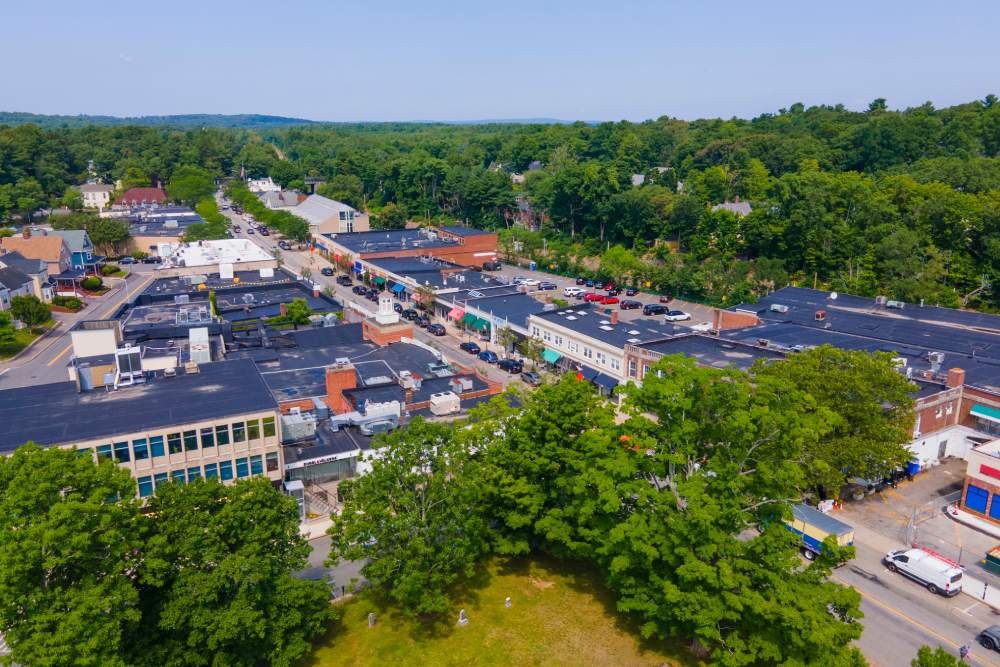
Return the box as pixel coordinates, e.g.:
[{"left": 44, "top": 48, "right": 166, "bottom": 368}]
[{"left": 45, "top": 343, "right": 72, "bottom": 366}]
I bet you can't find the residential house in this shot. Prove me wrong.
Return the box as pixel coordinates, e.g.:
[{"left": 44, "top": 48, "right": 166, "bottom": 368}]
[
  {"left": 711, "top": 196, "right": 752, "bottom": 217},
  {"left": 80, "top": 183, "right": 114, "bottom": 209},
  {"left": 115, "top": 187, "right": 168, "bottom": 207},
  {"left": 247, "top": 177, "right": 281, "bottom": 194},
  {"left": 0, "top": 265, "right": 33, "bottom": 311},
  {"left": 0, "top": 231, "right": 79, "bottom": 295},
  {"left": 293, "top": 194, "right": 370, "bottom": 235},
  {"left": 0, "top": 251, "right": 50, "bottom": 302},
  {"left": 48, "top": 229, "right": 101, "bottom": 272},
  {"left": 260, "top": 190, "right": 303, "bottom": 210}
]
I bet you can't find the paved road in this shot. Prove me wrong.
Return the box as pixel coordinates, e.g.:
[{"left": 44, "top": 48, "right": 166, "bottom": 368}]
[
  {"left": 297, "top": 534, "right": 367, "bottom": 598},
  {"left": 0, "top": 270, "right": 155, "bottom": 389}
]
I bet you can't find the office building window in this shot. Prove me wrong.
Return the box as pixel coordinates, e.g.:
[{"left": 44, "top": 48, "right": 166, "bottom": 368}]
[
  {"left": 204, "top": 463, "right": 219, "bottom": 479},
  {"left": 171, "top": 469, "right": 186, "bottom": 484},
  {"left": 132, "top": 438, "right": 149, "bottom": 461},
  {"left": 236, "top": 457, "right": 250, "bottom": 479},
  {"left": 596, "top": 352, "right": 606, "bottom": 365},
  {"left": 200, "top": 427, "right": 215, "bottom": 449},
  {"left": 215, "top": 424, "right": 230, "bottom": 446},
  {"left": 232, "top": 422, "right": 246, "bottom": 442},
  {"left": 250, "top": 455, "right": 263, "bottom": 476},
  {"left": 628, "top": 359, "right": 637, "bottom": 378},
  {"left": 220, "top": 460, "right": 234, "bottom": 481},
  {"left": 154, "top": 472, "right": 169, "bottom": 488},
  {"left": 187, "top": 466, "right": 201, "bottom": 482},
  {"left": 137, "top": 476, "right": 153, "bottom": 498},
  {"left": 247, "top": 419, "right": 261, "bottom": 440},
  {"left": 167, "top": 432, "right": 182, "bottom": 454},
  {"left": 266, "top": 451, "right": 279, "bottom": 472},
  {"left": 150, "top": 436, "right": 165, "bottom": 457},
  {"left": 183, "top": 430, "right": 198, "bottom": 451},
  {"left": 113, "top": 441, "right": 130, "bottom": 463},
  {"left": 262, "top": 416, "right": 276, "bottom": 438}
]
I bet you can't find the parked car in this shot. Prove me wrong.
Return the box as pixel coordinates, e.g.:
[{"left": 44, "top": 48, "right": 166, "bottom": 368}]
[
  {"left": 664, "top": 310, "right": 691, "bottom": 321},
  {"left": 602, "top": 282, "right": 616, "bottom": 291},
  {"left": 352, "top": 285, "right": 367, "bottom": 295},
  {"left": 538, "top": 281, "right": 557, "bottom": 291},
  {"left": 233, "top": 225, "right": 241, "bottom": 233},
  {"left": 119, "top": 256, "right": 136, "bottom": 265},
  {"left": 522, "top": 278, "right": 541, "bottom": 287},
  {"left": 511, "top": 276, "right": 526, "bottom": 285},
  {"left": 620, "top": 300, "right": 642, "bottom": 310},
  {"left": 478, "top": 350, "right": 499, "bottom": 364},
  {"left": 481, "top": 260, "right": 502, "bottom": 271},
  {"left": 658, "top": 294, "right": 672, "bottom": 303},
  {"left": 498, "top": 358, "right": 523, "bottom": 374},
  {"left": 415, "top": 315, "right": 431, "bottom": 328},
  {"left": 427, "top": 323, "right": 446, "bottom": 336},
  {"left": 521, "top": 371, "right": 542, "bottom": 386},
  {"left": 460, "top": 341, "right": 481, "bottom": 355},
  {"left": 643, "top": 304, "right": 668, "bottom": 316},
  {"left": 625, "top": 287, "right": 639, "bottom": 296},
  {"left": 601, "top": 295, "right": 619, "bottom": 305},
  {"left": 585, "top": 279, "right": 595, "bottom": 287},
  {"left": 278, "top": 240, "right": 291, "bottom": 250},
  {"left": 401, "top": 308, "right": 419, "bottom": 320},
  {"left": 246, "top": 227, "right": 255, "bottom": 234},
  {"left": 366, "top": 292, "right": 379, "bottom": 302},
  {"left": 335, "top": 274, "right": 352, "bottom": 285},
  {"left": 259, "top": 228, "right": 270, "bottom": 236},
  {"left": 320, "top": 267, "right": 334, "bottom": 277},
  {"left": 977, "top": 625, "right": 1000, "bottom": 652},
  {"left": 583, "top": 292, "right": 604, "bottom": 302},
  {"left": 576, "top": 277, "right": 587, "bottom": 285},
  {"left": 883, "top": 548, "right": 963, "bottom": 597},
  {"left": 564, "top": 286, "right": 586, "bottom": 297},
  {"left": 393, "top": 303, "right": 403, "bottom": 313}
]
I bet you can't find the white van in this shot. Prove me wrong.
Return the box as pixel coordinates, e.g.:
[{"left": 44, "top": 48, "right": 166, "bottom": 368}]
[
  {"left": 564, "top": 286, "right": 585, "bottom": 297},
  {"left": 883, "top": 548, "right": 963, "bottom": 597}
]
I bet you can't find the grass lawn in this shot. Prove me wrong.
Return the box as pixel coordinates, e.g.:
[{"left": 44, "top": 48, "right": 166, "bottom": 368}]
[
  {"left": 0, "top": 327, "right": 43, "bottom": 359},
  {"left": 305, "top": 557, "right": 702, "bottom": 667}
]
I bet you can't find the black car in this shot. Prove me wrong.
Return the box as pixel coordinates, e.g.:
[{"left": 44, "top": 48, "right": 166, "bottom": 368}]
[
  {"left": 427, "top": 323, "right": 446, "bottom": 336},
  {"left": 498, "top": 358, "right": 523, "bottom": 374},
  {"left": 607, "top": 288, "right": 621, "bottom": 296},
  {"left": 460, "top": 341, "right": 481, "bottom": 355},
  {"left": 415, "top": 315, "right": 431, "bottom": 328},
  {"left": 336, "top": 274, "right": 352, "bottom": 285},
  {"left": 576, "top": 277, "right": 587, "bottom": 285},
  {"left": 978, "top": 625, "right": 1000, "bottom": 651},
  {"left": 401, "top": 308, "right": 419, "bottom": 321},
  {"left": 643, "top": 304, "right": 668, "bottom": 316},
  {"left": 620, "top": 300, "right": 642, "bottom": 310},
  {"left": 352, "top": 285, "right": 367, "bottom": 295},
  {"left": 259, "top": 228, "right": 270, "bottom": 236},
  {"left": 321, "top": 267, "right": 335, "bottom": 277},
  {"left": 481, "top": 260, "right": 502, "bottom": 271},
  {"left": 393, "top": 303, "right": 403, "bottom": 313},
  {"left": 366, "top": 292, "right": 379, "bottom": 302},
  {"left": 538, "top": 281, "right": 557, "bottom": 291},
  {"left": 625, "top": 287, "right": 639, "bottom": 296}
]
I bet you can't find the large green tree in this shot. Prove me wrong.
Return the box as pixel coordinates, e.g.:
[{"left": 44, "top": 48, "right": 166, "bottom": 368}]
[
  {"left": 10, "top": 294, "right": 51, "bottom": 327},
  {"left": 166, "top": 165, "right": 216, "bottom": 205}
]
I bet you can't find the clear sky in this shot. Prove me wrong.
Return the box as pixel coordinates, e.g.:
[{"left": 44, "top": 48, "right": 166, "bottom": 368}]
[{"left": 3, "top": 0, "right": 998, "bottom": 122}]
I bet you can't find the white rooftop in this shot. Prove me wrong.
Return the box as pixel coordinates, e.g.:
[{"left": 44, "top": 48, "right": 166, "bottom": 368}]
[{"left": 158, "top": 239, "right": 273, "bottom": 268}]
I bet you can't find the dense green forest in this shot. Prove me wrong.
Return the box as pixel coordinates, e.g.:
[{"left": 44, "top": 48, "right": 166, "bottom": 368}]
[
  {"left": 3, "top": 96, "right": 1000, "bottom": 307},
  {"left": 0, "top": 112, "right": 319, "bottom": 129}
]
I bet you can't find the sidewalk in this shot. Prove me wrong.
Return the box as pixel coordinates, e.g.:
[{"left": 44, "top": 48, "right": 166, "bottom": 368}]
[{"left": 301, "top": 516, "right": 333, "bottom": 540}]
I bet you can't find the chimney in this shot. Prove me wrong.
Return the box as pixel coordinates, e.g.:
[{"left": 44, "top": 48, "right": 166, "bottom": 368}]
[
  {"left": 313, "top": 287, "right": 321, "bottom": 298},
  {"left": 404, "top": 388, "right": 413, "bottom": 405},
  {"left": 610, "top": 310, "right": 619, "bottom": 325},
  {"left": 325, "top": 362, "right": 356, "bottom": 414},
  {"left": 22, "top": 227, "right": 30, "bottom": 239},
  {"left": 279, "top": 303, "right": 288, "bottom": 316},
  {"left": 946, "top": 367, "right": 966, "bottom": 389}
]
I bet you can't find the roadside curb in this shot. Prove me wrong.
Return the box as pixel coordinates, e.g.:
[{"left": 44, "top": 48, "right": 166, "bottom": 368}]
[{"left": 0, "top": 320, "right": 60, "bottom": 364}]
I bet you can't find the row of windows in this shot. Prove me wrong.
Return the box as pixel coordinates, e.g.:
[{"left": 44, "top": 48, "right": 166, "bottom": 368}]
[
  {"left": 86, "top": 417, "right": 277, "bottom": 464},
  {"left": 135, "top": 452, "right": 279, "bottom": 497},
  {"left": 531, "top": 327, "right": 622, "bottom": 373}
]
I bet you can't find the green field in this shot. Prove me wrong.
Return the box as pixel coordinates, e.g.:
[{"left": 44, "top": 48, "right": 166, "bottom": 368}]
[
  {"left": 305, "top": 557, "right": 700, "bottom": 667},
  {"left": 0, "top": 327, "right": 42, "bottom": 359}
]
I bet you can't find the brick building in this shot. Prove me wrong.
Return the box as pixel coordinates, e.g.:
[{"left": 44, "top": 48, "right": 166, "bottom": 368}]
[{"left": 313, "top": 225, "right": 498, "bottom": 270}]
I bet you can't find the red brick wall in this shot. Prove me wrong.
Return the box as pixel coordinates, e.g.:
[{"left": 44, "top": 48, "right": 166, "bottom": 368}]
[
  {"left": 712, "top": 308, "right": 760, "bottom": 331},
  {"left": 362, "top": 320, "right": 413, "bottom": 346},
  {"left": 325, "top": 366, "right": 356, "bottom": 414}
]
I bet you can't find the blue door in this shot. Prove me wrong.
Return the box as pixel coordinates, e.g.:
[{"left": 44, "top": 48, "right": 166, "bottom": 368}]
[{"left": 966, "top": 484, "right": 989, "bottom": 513}]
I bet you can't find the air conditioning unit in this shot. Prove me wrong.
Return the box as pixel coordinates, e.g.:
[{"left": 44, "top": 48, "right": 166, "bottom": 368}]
[
  {"left": 886, "top": 300, "right": 905, "bottom": 309},
  {"left": 770, "top": 303, "right": 789, "bottom": 313}
]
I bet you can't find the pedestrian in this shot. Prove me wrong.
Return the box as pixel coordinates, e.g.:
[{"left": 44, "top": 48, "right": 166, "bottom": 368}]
[{"left": 960, "top": 644, "right": 970, "bottom": 661}]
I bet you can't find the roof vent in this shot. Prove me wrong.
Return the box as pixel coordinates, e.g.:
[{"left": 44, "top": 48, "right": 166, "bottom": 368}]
[
  {"left": 566, "top": 315, "right": 577, "bottom": 321},
  {"left": 814, "top": 310, "right": 826, "bottom": 321},
  {"left": 886, "top": 300, "right": 905, "bottom": 309},
  {"left": 770, "top": 303, "right": 789, "bottom": 313},
  {"left": 599, "top": 325, "right": 614, "bottom": 331},
  {"left": 628, "top": 329, "right": 641, "bottom": 335},
  {"left": 757, "top": 338, "right": 769, "bottom": 347}
]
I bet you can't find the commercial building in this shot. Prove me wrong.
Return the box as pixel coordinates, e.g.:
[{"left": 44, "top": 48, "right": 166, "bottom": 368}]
[
  {"left": 0, "top": 358, "right": 283, "bottom": 498},
  {"left": 128, "top": 206, "right": 204, "bottom": 255},
  {"left": 287, "top": 194, "right": 369, "bottom": 235},
  {"left": 115, "top": 187, "right": 167, "bottom": 207},
  {"left": 158, "top": 238, "right": 277, "bottom": 274},
  {"left": 314, "top": 225, "right": 498, "bottom": 269}
]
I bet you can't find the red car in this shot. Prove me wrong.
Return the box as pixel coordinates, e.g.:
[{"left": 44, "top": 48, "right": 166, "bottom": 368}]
[
  {"left": 583, "top": 292, "right": 604, "bottom": 302},
  {"left": 602, "top": 283, "right": 616, "bottom": 291},
  {"left": 659, "top": 295, "right": 673, "bottom": 304},
  {"left": 601, "top": 295, "right": 619, "bottom": 305}
]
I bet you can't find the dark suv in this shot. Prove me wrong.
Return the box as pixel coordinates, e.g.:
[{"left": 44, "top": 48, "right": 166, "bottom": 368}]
[
  {"left": 978, "top": 625, "right": 1000, "bottom": 651},
  {"left": 481, "top": 260, "right": 502, "bottom": 271},
  {"left": 460, "top": 341, "right": 481, "bottom": 355},
  {"left": 498, "top": 358, "right": 523, "bottom": 374},
  {"left": 643, "top": 304, "right": 668, "bottom": 316}
]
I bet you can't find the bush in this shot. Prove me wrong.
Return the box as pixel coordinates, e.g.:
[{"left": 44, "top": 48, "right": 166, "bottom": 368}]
[
  {"left": 81, "top": 276, "right": 102, "bottom": 291},
  {"left": 131, "top": 250, "right": 148, "bottom": 260},
  {"left": 101, "top": 264, "right": 120, "bottom": 276},
  {"left": 52, "top": 296, "right": 83, "bottom": 310}
]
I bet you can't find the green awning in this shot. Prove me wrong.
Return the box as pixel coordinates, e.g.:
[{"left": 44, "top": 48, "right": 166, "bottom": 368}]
[
  {"left": 462, "top": 313, "right": 478, "bottom": 325},
  {"left": 972, "top": 403, "right": 1000, "bottom": 424},
  {"left": 475, "top": 318, "right": 491, "bottom": 331},
  {"left": 373, "top": 276, "right": 386, "bottom": 286},
  {"left": 542, "top": 348, "right": 562, "bottom": 364}
]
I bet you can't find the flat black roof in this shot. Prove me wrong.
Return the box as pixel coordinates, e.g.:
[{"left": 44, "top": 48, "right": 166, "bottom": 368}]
[
  {"left": 365, "top": 256, "right": 500, "bottom": 291},
  {"left": 531, "top": 303, "right": 682, "bottom": 348},
  {"left": 0, "top": 359, "right": 277, "bottom": 454},
  {"left": 439, "top": 225, "right": 492, "bottom": 238},
  {"left": 283, "top": 423, "right": 373, "bottom": 466},
  {"left": 324, "top": 228, "right": 466, "bottom": 254},
  {"left": 455, "top": 292, "right": 550, "bottom": 330},
  {"left": 140, "top": 270, "right": 296, "bottom": 298},
  {"left": 640, "top": 334, "right": 786, "bottom": 370}
]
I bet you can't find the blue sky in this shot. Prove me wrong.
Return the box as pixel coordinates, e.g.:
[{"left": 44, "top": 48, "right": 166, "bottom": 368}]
[{"left": 3, "top": 0, "right": 997, "bottom": 122}]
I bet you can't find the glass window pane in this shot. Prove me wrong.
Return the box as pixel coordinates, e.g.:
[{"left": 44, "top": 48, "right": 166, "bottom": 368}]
[
  {"left": 154, "top": 472, "right": 169, "bottom": 488},
  {"left": 215, "top": 424, "right": 230, "bottom": 446},
  {"left": 220, "top": 460, "right": 234, "bottom": 481},
  {"left": 247, "top": 420, "right": 260, "bottom": 441},
  {"left": 232, "top": 422, "right": 246, "bottom": 442},
  {"left": 200, "top": 427, "right": 215, "bottom": 449},
  {"left": 266, "top": 451, "right": 279, "bottom": 472},
  {"left": 236, "top": 457, "right": 249, "bottom": 479},
  {"left": 138, "top": 476, "right": 153, "bottom": 498},
  {"left": 171, "top": 469, "right": 186, "bottom": 484},
  {"left": 204, "top": 463, "right": 219, "bottom": 479},
  {"left": 132, "top": 438, "right": 149, "bottom": 461},
  {"left": 262, "top": 416, "right": 276, "bottom": 438},
  {"left": 150, "top": 436, "right": 165, "bottom": 457},
  {"left": 250, "top": 455, "right": 263, "bottom": 476},
  {"left": 183, "top": 430, "right": 198, "bottom": 451},
  {"left": 96, "top": 444, "right": 112, "bottom": 461},
  {"left": 168, "top": 433, "right": 182, "bottom": 454},
  {"left": 114, "top": 441, "right": 130, "bottom": 463},
  {"left": 77, "top": 447, "right": 94, "bottom": 461},
  {"left": 187, "top": 466, "right": 201, "bottom": 482}
]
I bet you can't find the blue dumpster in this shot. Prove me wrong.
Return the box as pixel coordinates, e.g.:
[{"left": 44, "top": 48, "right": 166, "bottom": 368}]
[
  {"left": 529, "top": 261, "right": 537, "bottom": 271},
  {"left": 906, "top": 459, "right": 921, "bottom": 476}
]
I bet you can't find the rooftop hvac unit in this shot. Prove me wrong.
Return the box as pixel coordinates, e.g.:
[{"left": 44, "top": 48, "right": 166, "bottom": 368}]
[
  {"left": 892, "top": 357, "right": 907, "bottom": 369},
  {"left": 429, "top": 391, "right": 461, "bottom": 416},
  {"left": 189, "top": 327, "right": 211, "bottom": 364},
  {"left": 886, "top": 300, "right": 905, "bottom": 309},
  {"left": 450, "top": 377, "right": 473, "bottom": 393},
  {"left": 770, "top": 303, "right": 789, "bottom": 313},
  {"left": 814, "top": 310, "right": 827, "bottom": 321},
  {"left": 174, "top": 294, "right": 190, "bottom": 304}
]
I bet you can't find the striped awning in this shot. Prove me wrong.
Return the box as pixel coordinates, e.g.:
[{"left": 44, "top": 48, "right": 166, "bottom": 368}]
[{"left": 448, "top": 308, "right": 465, "bottom": 320}]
